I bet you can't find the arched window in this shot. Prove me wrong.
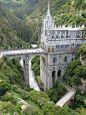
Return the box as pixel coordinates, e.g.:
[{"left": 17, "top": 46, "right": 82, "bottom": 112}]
[
  {"left": 56, "top": 35, "right": 58, "bottom": 38},
  {"left": 64, "top": 56, "right": 67, "bottom": 62},
  {"left": 66, "top": 44, "right": 69, "bottom": 48},
  {"left": 53, "top": 57, "right": 57, "bottom": 63},
  {"left": 61, "top": 45, "right": 64, "bottom": 48},
  {"left": 56, "top": 45, "right": 59, "bottom": 49},
  {"left": 72, "top": 58, "right": 73, "bottom": 61}
]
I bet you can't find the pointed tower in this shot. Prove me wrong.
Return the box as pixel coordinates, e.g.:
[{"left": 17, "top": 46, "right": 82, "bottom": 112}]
[
  {"left": 47, "top": 0, "right": 51, "bottom": 16},
  {"left": 42, "top": 0, "right": 54, "bottom": 30},
  {"left": 41, "top": 0, "right": 55, "bottom": 51}
]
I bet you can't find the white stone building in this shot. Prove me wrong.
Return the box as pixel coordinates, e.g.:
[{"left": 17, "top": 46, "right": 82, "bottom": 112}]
[{"left": 40, "top": 1, "right": 84, "bottom": 91}]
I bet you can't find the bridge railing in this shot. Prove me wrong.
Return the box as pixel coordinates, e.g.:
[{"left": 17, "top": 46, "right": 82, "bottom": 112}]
[
  {"left": 56, "top": 90, "right": 76, "bottom": 107},
  {"left": 1, "top": 48, "right": 46, "bottom": 57},
  {"left": 2, "top": 48, "right": 41, "bottom": 52}
]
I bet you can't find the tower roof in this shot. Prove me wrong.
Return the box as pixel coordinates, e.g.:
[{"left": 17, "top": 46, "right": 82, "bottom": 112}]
[{"left": 47, "top": 0, "right": 51, "bottom": 16}]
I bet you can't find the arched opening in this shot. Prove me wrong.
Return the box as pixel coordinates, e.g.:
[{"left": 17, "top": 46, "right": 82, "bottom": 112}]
[
  {"left": 65, "top": 44, "right": 69, "bottom": 48},
  {"left": 68, "top": 99, "right": 74, "bottom": 106},
  {"left": 57, "top": 70, "right": 61, "bottom": 79},
  {"left": 53, "top": 57, "right": 57, "bottom": 63},
  {"left": 52, "top": 71, "right": 55, "bottom": 85},
  {"left": 64, "top": 56, "right": 67, "bottom": 62},
  {"left": 72, "top": 58, "right": 73, "bottom": 61}
]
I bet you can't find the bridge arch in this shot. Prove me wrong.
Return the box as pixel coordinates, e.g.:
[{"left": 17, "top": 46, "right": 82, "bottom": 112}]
[
  {"left": 2, "top": 48, "right": 45, "bottom": 85},
  {"left": 64, "top": 95, "right": 75, "bottom": 106}
]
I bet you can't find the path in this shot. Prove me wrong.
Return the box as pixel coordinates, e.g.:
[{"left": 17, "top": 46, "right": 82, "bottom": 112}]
[
  {"left": 56, "top": 79, "right": 76, "bottom": 107},
  {"left": 7, "top": 92, "right": 30, "bottom": 106},
  {"left": 58, "top": 79, "right": 73, "bottom": 91}
]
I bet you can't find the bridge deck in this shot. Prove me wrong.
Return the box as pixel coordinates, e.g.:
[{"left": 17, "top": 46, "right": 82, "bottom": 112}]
[
  {"left": 56, "top": 89, "right": 76, "bottom": 107},
  {"left": 0, "top": 48, "right": 46, "bottom": 57}
]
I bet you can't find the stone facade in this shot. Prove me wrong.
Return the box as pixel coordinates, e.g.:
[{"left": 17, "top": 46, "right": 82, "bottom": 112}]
[{"left": 40, "top": 1, "right": 84, "bottom": 91}]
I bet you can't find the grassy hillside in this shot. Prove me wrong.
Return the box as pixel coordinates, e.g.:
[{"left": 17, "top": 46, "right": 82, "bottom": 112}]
[{"left": 1, "top": 0, "right": 42, "bottom": 20}]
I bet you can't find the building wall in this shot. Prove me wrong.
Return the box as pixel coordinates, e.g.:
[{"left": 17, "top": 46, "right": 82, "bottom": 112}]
[{"left": 40, "top": 52, "right": 76, "bottom": 90}]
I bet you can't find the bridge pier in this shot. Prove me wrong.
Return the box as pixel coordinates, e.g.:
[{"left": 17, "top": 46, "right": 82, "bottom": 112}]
[{"left": 23, "top": 56, "right": 30, "bottom": 84}]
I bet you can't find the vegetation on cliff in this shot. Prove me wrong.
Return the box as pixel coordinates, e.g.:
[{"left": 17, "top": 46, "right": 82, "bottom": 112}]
[
  {"left": 1, "top": 0, "right": 42, "bottom": 20},
  {"left": 0, "top": 2, "right": 29, "bottom": 49}
]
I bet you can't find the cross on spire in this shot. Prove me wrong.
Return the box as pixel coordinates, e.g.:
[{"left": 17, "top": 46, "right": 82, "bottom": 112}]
[{"left": 47, "top": 0, "right": 50, "bottom": 16}]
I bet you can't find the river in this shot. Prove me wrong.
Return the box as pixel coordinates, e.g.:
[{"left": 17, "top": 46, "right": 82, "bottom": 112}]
[{"left": 20, "top": 59, "right": 40, "bottom": 91}]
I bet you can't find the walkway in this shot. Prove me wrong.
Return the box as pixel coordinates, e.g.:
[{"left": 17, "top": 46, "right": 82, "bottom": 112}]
[
  {"left": 0, "top": 48, "right": 45, "bottom": 58},
  {"left": 56, "top": 79, "right": 76, "bottom": 107},
  {"left": 7, "top": 92, "right": 30, "bottom": 106}
]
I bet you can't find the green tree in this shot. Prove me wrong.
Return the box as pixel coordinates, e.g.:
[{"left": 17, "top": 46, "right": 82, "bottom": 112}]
[
  {"left": 29, "top": 90, "right": 50, "bottom": 107},
  {"left": 74, "top": 66, "right": 83, "bottom": 77},
  {"left": 47, "top": 80, "right": 67, "bottom": 103},
  {"left": 0, "top": 80, "right": 11, "bottom": 95},
  {"left": 0, "top": 102, "right": 16, "bottom": 111},
  {"left": 1, "top": 94, "right": 17, "bottom": 105},
  {"left": 70, "top": 95, "right": 84, "bottom": 109},
  {"left": 76, "top": 107, "right": 86, "bottom": 115},
  {"left": 23, "top": 105, "right": 43, "bottom": 115},
  {"left": 11, "top": 85, "right": 21, "bottom": 92},
  {"left": 82, "top": 68, "right": 86, "bottom": 79},
  {"left": 0, "top": 72, "right": 10, "bottom": 83}
]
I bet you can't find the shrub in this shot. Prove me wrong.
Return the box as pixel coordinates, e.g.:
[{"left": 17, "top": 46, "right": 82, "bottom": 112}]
[
  {"left": 23, "top": 105, "right": 43, "bottom": 115},
  {"left": 11, "top": 85, "right": 21, "bottom": 92},
  {"left": 47, "top": 80, "right": 67, "bottom": 103},
  {"left": 1, "top": 94, "right": 17, "bottom": 105},
  {"left": 0, "top": 102, "right": 16, "bottom": 111},
  {"left": 29, "top": 90, "right": 50, "bottom": 107},
  {"left": 0, "top": 80, "right": 11, "bottom": 95},
  {"left": 21, "top": 90, "right": 30, "bottom": 99}
]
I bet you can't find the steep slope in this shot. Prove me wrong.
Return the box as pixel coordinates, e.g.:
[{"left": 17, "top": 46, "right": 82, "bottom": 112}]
[
  {"left": 1, "top": 0, "right": 42, "bottom": 20},
  {"left": 0, "top": 3, "right": 28, "bottom": 49},
  {"left": 25, "top": 0, "right": 86, "bottom": 43},
  {"left": 26, "top": 0, "right": 86, "bottom": 25}
]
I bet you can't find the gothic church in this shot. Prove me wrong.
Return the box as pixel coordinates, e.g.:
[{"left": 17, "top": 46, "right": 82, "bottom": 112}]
[{"left": 40, "top": 1, "right": 84, "bottom": 91}]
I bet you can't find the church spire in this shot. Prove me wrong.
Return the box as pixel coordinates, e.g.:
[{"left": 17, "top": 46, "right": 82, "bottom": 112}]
[{"left": 47, "top": 0, "right": 50, "bottom": 16}]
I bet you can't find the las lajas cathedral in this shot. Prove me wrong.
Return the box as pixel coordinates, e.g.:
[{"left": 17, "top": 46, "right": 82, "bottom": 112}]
[{"left": 40, "top": 1, "right": 84, "bottom": 91}]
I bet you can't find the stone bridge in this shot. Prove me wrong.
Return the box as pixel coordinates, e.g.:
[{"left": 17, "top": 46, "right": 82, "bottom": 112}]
[
  {"left": 56, "top": 80, "right": 76, "bottom": 107},
  {"left": 0, "top": 48, "right": 46, "bottom": 84},
  {"left": 56, "top": 90, "right": 76, "bottom": 107}
]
